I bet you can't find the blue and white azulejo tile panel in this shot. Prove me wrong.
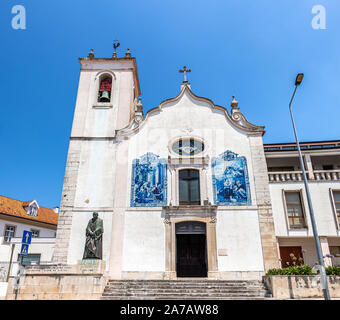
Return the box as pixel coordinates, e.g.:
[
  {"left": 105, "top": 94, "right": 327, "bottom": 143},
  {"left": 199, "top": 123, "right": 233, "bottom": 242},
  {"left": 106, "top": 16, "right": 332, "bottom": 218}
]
[
  {"left": 212, "top": 150, "right": 251, "bottom": 206},
  {"left": 130, "top": 152, "right": 168, "bottom": 207}
]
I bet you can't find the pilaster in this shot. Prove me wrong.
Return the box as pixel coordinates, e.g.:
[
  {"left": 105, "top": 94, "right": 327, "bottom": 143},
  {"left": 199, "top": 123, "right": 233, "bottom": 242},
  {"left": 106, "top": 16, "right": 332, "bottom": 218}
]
[
  {"left": 248, "top": 134, "right": 280, "bottom": 271},
  {"left": 53, "top": 140, "right": 81, "bottom": 263},
  {"left": 320, "top": 237, "right": 332, "bottom": 267}
]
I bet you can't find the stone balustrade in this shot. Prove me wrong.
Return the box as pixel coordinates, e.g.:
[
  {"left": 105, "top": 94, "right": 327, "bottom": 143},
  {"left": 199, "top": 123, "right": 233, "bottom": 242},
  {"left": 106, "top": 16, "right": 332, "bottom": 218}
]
[
  {"left": 314, "top": 170, "right": 340, "bottom": 181},
  {"left": 268, "top": 171, "right": 303, "bottom": 182},
  {"left": 268, "top": 170, "right": 340, "bottom": 183}
]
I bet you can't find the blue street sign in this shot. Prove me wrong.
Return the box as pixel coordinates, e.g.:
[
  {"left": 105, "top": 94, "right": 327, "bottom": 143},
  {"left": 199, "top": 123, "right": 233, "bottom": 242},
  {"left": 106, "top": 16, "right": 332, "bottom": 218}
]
[
  {"left": 20, "top": 244, "right": 29, "bottom": 256},
  {"left": 22, "top": 230, "right": 32, "bottom": 245}
]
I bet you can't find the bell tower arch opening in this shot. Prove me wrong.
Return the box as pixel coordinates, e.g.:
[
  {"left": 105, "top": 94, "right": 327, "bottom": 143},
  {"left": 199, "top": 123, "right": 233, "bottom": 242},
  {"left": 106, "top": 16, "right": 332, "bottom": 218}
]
[{"left": 98, "top": 75, "right": 112, "bottom": 102}]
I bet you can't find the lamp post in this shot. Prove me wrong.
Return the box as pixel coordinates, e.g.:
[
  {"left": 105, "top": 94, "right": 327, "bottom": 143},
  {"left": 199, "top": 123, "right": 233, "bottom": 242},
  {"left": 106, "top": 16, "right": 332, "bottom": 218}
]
[{"left": 289, "top": 73, "right": 331, "bottom": 300}]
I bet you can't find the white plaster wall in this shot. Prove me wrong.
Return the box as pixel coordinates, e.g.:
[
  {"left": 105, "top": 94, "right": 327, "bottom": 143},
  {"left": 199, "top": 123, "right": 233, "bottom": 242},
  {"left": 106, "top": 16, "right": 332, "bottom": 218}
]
[
  {"left": 0, "top": 282, "right": 8, "bottom": 299},
  {"left": 0, "top": 219, "right": 55, "bottom": 261},
  {"left": 73, "top": 140, "right": 116, "bottom": 208},
  {"left": 0, "top": 236, "right": 55, "bottom": 278},
  {"left": 66, "top": 211, "right": 112, "bottom": 271},
  {"left": 71, "top": 61, "right": 135, "bottom": 138},
  {"left": 122, "top": 211, "right": 165, "bottom": 272},
  {"left": 126, "top": 89, "right": 257, "bottom": 207},
  {"left": 84, "top": 71, "right": 118, "bottom": 137},
  {"left": 269, "top": 181, "right": 340, "bottom": 237},
  {"left": 216, "top": 210, "right": 264, "bottom": 271},
  {"left": 0, "top": 282, "right": 8, "bottom": 300}
]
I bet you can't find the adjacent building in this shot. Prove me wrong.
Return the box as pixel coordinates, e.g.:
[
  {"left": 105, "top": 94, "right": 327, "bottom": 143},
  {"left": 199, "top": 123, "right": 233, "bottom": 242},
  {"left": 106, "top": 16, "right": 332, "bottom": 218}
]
[
  {"left": 265, "top": 140, "right": 340, "bottom": 268},
  {"left": 0, "top": 196, "right": 58, "bottom": 298}
]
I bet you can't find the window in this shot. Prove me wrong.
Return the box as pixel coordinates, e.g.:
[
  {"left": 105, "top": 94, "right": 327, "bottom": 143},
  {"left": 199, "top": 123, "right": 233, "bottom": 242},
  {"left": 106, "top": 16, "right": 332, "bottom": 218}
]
[
  {"left": 4, "top": 225, "right": 16, "bottom": 242},
  {"left": 28, "top": 205, "right": 38, "bottom": 217},
  {"left": 323, "top": 165, "right": 334, "bottom": 170},
  {"left": 179, "top": 169, "right": 200, "bottom": 205},
  {"left": 282, "top": 146, "right": 297, "bottom": 151},
  {"left": 329, "top": 246, "right": 340, "bottom": 257},
  {"left": 284, "top": 191, "right": 307, "bottom": 229},
  {"left": 31, "top": 229, "right": 40, "bottom": 238},
  {"left": 98, "top": 76, "right": 112, "bottom": 102},
  {"left": 172, "top": 139, "right": 204, "bottom": 156},
  {"left": 264, "top": 147, "right": 280, "bottom": 151},
  {"left": 332, "top": 190, "right": 340, "bottom": 227}
]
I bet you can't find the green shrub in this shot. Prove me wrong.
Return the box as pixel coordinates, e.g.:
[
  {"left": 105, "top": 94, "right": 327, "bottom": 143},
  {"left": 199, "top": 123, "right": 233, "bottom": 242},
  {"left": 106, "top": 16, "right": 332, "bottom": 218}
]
[
  {"left": 266, "top": 265, "right": 340, "bottom": 276},
  {"left": 266, "top": 265, "right": 314, "bottom": 276},
  {"left": 326, "top": 266, "right": 340, "bottom": 276}
]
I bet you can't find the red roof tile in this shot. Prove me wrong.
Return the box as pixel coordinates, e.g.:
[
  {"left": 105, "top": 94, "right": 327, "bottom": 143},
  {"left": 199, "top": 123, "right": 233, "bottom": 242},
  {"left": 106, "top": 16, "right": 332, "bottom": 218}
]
[{"left": 0, "top": 195, "right": 58, "bottom": 226}]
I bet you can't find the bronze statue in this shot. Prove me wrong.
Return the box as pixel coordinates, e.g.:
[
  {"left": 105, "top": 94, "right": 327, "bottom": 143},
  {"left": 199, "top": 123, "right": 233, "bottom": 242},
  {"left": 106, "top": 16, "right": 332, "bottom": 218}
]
[{"left": 83, "top": 212, "right": 103, "bottom": 259}]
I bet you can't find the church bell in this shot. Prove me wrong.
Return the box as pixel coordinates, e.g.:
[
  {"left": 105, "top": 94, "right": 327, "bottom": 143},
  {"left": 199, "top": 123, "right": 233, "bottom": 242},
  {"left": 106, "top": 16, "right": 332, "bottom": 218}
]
[{"left": 99, "top": 90, "right": 110, "bottom": 102}]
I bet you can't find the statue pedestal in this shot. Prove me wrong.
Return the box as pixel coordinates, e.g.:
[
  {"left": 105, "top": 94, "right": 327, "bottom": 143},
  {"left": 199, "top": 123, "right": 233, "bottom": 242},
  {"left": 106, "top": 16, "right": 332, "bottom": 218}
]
[
  {"left": 5, "top": 260, "right": 107, "bottom": 300},
  {"left": 77, "top": 259, "right": 106, "bottom": 275}
]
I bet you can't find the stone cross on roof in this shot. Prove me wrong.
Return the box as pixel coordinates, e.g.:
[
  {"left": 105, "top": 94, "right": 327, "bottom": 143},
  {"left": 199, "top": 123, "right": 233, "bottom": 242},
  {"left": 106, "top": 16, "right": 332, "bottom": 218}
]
[{"left": 179, "top": 66, "right": 191, "bottom": 82}]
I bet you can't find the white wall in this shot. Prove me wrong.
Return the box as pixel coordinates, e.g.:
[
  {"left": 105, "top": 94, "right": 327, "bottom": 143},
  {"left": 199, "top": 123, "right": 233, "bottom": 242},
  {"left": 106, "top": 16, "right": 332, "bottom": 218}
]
[
  {"left": 0, "top": 282, "right": 8, "bottom": 300},
  {"left": 216, "top": 209, "right": 264, "bottom": 271},
  {"left": 0, "top": 218, "right": 56, "bottom": 291},
  {"left": 0, "top": 219, "right": 55, "bottom": 244},
  {"left": 73, "top": 140, "right": 116, "bottom": 208},
  {"left": 270, "top": 181, "right": 340, "bottom": 237},
  {"left": 122, "top": 211, "right": 165, "bottom": 272}
]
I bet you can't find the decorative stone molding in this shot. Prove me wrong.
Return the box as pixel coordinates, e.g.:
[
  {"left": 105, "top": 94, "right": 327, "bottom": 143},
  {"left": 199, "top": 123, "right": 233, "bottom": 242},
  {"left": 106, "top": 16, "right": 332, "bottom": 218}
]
[
  {"left": 114, "top": 84, "right": 265, "bottom": 139},
  {"left": 163, "top": 205, "right": 217, "bottom": 220},
  {"left": 209, "top": 216, "right": 217, "bottom": 224}
]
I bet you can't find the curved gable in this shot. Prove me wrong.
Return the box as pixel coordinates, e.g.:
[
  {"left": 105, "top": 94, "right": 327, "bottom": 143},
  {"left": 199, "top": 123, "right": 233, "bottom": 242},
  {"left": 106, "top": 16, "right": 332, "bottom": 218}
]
[{"left": 116, "top": 83, "right": 264, "bottom": 138}]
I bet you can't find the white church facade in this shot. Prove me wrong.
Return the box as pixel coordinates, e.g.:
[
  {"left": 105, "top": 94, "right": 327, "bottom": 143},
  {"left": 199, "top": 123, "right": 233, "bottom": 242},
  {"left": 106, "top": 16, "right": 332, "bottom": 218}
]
[
  {"left": 52, "top": 49, "right": 281, "bottom": 281},
  {"left": 5, "top": 49, "right": 340, "bottom": 299}
]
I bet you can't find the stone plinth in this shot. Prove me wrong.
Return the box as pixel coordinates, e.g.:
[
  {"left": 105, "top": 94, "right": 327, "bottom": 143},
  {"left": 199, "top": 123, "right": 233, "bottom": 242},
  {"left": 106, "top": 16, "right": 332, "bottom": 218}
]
[
  {"left": 6, "top": 260, "right": 107, "bottom": 300},
  {"left": 263, "top": 275, "right": 340, "bottom": 299}
]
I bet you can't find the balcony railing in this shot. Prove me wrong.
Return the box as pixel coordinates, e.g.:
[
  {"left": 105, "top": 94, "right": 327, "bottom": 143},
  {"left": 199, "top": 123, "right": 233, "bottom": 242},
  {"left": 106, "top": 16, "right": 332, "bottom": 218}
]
[
  {"left": 268, "top": 170, "right": 340, "bottom": 182},
  {"left": 314, "top": 170, "right": 340, "bottom": 181}
]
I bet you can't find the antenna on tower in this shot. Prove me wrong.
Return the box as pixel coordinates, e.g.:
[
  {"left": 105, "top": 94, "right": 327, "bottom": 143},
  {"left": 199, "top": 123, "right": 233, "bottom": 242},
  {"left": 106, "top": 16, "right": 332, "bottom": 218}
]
[{"left": 112, "top": 40, "right": 120, "bottom": 59}]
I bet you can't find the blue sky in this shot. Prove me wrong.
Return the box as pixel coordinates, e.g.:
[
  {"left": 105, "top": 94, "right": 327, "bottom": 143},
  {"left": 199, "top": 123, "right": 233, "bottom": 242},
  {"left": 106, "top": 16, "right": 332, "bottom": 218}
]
[{"left": 0, "top": 0, "right": 339, "bottom": 208}]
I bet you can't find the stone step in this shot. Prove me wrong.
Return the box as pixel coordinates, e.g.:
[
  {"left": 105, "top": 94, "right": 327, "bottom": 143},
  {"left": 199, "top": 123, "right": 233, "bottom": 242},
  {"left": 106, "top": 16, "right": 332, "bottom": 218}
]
[
  {"left": 107, "top": 280, "right": 262, "bottom": 284},
  {"left": 101, "top": 296, "right": 269, "bottom": 300},
  {"left": 104, "top": 284, "right": 265, "bottom": 289},
  {"left": 101, "top": 280, "right": 271, "bottom": 300},
  {"left": 102, "top": 289, "right": 271, "bottom": 296},
  {"left": 105, "top": 288, "right": 265, "bottom": 292},
  {"left": 106, "top": 284, "right": 264, "bottom": 288},
  {"left": 101, "top": 295, "right": 271, "bottom": 300},
  {"left": 102, "top": 293, "right": 269, "bottom": 298}
]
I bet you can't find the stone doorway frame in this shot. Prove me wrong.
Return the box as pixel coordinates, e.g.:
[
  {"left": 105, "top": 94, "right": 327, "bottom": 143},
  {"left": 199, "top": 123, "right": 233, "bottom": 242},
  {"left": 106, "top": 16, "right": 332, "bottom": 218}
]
[{"left": 163, "top": 205, "right": 218, "bottom": 280}]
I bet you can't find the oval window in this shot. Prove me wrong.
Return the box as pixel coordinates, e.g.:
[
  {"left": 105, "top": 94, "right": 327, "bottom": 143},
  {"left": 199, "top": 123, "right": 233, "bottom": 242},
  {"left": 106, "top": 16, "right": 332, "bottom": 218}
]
[{"left": 172, "top": 139, "right": 204, "bottom": 156}]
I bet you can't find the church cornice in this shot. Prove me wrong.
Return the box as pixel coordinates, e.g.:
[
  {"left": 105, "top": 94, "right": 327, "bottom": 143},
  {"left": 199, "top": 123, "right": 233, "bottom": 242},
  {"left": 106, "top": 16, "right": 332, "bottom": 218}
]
[{"left": 115, "top": 82, "right": 265, "bottom": 139}]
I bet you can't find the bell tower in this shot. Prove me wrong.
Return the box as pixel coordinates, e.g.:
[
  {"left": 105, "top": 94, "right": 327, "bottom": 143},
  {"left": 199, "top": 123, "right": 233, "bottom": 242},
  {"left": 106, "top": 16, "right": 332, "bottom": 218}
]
[
  {"left": 70, "top": 47, "right": 141, "bottom": 138},
  {"left": 53, "top": 47, "right": 141, "bottom": 265}
]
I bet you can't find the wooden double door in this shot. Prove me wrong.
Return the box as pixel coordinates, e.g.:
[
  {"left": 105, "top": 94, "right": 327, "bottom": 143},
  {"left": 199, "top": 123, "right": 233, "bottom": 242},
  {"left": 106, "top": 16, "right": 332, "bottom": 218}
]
[{"left": 176, "top": 222, "right": 207, "bottom": 277}]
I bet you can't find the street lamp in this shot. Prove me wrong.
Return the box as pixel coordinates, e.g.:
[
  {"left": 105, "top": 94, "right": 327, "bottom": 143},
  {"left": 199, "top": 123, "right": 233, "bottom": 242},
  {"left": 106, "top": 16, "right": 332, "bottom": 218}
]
[{"left": 289, "top": 73, "right": 331, "bottom": 300}]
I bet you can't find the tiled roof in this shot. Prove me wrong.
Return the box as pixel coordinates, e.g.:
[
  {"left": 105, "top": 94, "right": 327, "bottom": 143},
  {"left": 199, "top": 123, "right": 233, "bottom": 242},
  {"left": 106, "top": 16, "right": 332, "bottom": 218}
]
[{"left": 0, "top": 195, "right": 58, "bottom": 226}]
